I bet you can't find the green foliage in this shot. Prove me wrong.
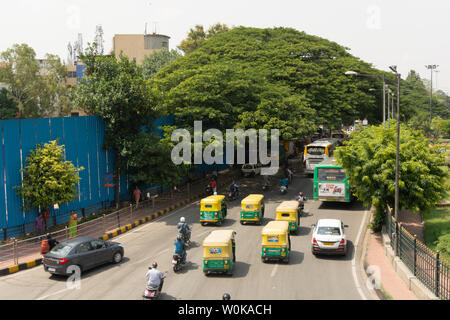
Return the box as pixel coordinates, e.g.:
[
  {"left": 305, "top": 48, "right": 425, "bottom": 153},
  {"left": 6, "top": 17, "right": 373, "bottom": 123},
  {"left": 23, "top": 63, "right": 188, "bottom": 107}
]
[
  {"left": 178, "top": 23, "right": 231, "bottom": 54},
  {"left": 0, "top": 44, "right": 69, "bottom": 118},
  {"left": 435, "top": 233, "right": 450, "bottom": 256},
  {"left": 335, "top": 123, "right": 448, "bottom": 230},
  {"left": 141, "top": 48, "right": 182, "bottom": 79},
  {"left": 0, "top": 88, "right": 19, "bottom": 119},
  {"left": 15, "top": 140, "right": 84, "bottom": 211},
  {"left": 73, "top": 46, "right": 183, "bottom": 197},
  {"left": 152, "top": 27, "right": 384, "bottom": 138}
]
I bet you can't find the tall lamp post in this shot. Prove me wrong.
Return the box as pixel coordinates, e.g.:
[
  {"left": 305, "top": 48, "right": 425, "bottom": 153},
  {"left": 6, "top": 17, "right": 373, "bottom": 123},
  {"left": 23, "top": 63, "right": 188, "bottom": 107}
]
[
  {"left": 425, "top": 64, "right": 438, "bottom": 123},
  {"left": 345, "top": 71, "right": 386, "bottom": 129},
  {"left": 390, "top": 65, "right": 401, "bottom": 257}
]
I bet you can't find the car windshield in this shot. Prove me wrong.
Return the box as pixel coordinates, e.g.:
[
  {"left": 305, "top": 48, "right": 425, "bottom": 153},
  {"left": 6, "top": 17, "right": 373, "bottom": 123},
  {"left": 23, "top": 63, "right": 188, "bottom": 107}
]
[
  {"left": 307, "top": 146, "right": 325, "bottom": 155},
  {"left": 317, "top": 168, "right": 346, "bottom": 181},
  {"left": 317, "top": 226, "right": 341, "bottom": 235},
  {"left": 50, "top": 244, "right": 73, "bottom": 256}
]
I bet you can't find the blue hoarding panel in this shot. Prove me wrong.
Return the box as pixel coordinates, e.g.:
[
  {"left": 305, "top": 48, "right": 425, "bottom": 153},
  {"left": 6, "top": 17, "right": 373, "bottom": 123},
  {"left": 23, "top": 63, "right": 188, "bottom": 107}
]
[{"left": 0, "top": 121, "right": 6, "bottom": 230}]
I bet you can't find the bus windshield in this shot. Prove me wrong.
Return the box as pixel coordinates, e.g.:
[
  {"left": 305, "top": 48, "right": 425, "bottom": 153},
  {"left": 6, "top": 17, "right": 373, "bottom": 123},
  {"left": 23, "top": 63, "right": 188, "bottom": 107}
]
[
  {"left": 307, "top": 146, "right": 325, "bottom": 155},
  {"left": 317, "top": 168, "right": 346, "bottom": 181}
]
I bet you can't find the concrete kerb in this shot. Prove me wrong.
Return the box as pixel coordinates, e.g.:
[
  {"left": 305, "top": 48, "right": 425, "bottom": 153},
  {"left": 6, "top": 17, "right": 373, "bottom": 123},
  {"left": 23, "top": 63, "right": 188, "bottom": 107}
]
[
  {"left": 361, "top": 207, "right": 384, "bottom": 300},
  {"left": 0, "top": 176, "right": 236, "bottom": 277}
]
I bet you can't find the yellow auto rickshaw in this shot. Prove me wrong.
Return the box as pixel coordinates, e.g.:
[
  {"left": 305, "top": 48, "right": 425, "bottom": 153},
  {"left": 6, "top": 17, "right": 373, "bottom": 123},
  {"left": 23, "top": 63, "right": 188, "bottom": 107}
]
[
  {"left": 261, "top": 221, "right": 291, "bottom": 263},
  {"left": 200, "top": 195, "right": 228, "bottom": 226},
  {"left": 276, "top": 200, "right": 300, "bottom": 235},
  {"left": 240, "top": 194, "right": 265, "bottom": 225},
  {"left": 203, "top": 230, "right": 236, "bottom": 276}
]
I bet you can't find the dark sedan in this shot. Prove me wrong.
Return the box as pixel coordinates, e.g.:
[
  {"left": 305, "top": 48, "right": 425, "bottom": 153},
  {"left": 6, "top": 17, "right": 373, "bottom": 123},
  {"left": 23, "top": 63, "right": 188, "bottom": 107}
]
[{"left": 43, "top": 236, "right": 124, "bottom": 276}]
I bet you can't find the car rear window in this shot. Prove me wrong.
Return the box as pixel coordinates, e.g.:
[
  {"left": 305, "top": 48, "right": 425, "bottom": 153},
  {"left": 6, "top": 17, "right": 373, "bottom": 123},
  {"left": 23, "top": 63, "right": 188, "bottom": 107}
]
[
  {"left": 317, "top": 226, "right": 341, "bottom": 235},
  {"left": 50, "top": 244, "right": 73, "bottom": 256}
]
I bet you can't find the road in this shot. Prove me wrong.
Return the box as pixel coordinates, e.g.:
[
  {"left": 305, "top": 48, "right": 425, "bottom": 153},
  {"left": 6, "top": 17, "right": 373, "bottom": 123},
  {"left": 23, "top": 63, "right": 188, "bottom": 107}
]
[{"left": 0, "top": 170, "right": 372, "bottom": 300}]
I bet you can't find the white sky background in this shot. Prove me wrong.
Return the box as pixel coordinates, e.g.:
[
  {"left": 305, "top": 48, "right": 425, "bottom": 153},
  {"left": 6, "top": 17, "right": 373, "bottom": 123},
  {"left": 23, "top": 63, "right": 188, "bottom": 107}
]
[{"left": 1, "top": 0, "right": 449, "bottom": 94}]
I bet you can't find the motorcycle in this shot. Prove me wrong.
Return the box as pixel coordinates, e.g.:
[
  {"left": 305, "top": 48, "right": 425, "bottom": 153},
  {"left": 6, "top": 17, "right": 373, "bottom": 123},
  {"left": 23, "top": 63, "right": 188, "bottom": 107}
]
[
  {"left": 227, "top": 188, "right": 239, "bottom": 201},
  {"left": 143, "top": 271, "right": 168, "bottom": 300},
  {"left": 205, "top": 185, "right": 213, "bottom": 195},
  {"left": 280, "top": 185, "right": 287, "bottom": 195},
  {"left": 172, "top": 253, "right": 184, "bottom": 272},
  {"left": 178, "top": 231, "right": 191, "bottom": 247}
]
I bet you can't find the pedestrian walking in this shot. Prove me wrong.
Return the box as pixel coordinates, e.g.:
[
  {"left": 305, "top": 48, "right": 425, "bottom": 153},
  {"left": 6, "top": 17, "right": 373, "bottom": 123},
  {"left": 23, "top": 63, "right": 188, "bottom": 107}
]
[
  {"left": 133, "top": 186, "right": 142, "bottom": 209},
  {"left": 68, "top": 210, "right": 78, "bottom": 238},
  {"left": 34, "top": 213, "right": 45, "bottom": 237}
]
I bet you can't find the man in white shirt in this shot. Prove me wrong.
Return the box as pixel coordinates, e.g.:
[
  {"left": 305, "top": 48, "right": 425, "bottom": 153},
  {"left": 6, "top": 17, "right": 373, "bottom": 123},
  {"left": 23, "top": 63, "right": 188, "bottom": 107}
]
[{"left": 146, "top": 262, "right": 166, "bottom": 292}]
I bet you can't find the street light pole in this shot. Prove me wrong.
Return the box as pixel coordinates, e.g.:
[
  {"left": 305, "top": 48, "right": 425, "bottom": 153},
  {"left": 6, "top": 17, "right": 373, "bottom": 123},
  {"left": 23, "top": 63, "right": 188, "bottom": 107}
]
[
  {"left": 390, "top": 65, "right": 401, "bottom": 257},
  {"left": 425, "top": 65, "right": 438, "bottom": 123},
  {"left": 345, "top": 70, "right": 386, "bottom": 129},
  {"left": 387, "top": 87, "right": 390, "bottom": 128}
]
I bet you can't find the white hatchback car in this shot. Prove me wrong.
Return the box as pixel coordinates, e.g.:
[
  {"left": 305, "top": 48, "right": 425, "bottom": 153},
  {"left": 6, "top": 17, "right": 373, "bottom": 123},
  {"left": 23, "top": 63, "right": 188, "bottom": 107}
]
[
  {"left": 241, "top": 163, "right": 262, "bottom": 177},
  {"left": 311, "top": 219, "right": 348, "bottom": 256}
]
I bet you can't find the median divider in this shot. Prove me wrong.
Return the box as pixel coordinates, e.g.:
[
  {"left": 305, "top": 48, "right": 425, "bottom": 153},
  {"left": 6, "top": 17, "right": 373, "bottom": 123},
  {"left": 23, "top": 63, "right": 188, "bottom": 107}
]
[{"left": 0, "top": 176, "right": 236, "bottom": 277}]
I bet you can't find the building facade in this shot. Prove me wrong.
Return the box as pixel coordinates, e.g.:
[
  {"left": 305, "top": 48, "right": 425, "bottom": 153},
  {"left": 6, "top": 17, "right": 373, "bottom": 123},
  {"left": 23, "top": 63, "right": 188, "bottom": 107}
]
[{"left": 112, "top": 33, "right": 170, "bottom": 65}]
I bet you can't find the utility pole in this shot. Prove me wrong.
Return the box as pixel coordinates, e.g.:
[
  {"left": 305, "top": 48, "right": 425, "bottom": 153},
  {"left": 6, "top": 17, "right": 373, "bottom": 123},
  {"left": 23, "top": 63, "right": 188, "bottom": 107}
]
[
  {"left": 425, "top": 65, "right": 438, "bottom": 123},
  {"left": 390, "top": 65, "right": 401, "bottom": 257}
]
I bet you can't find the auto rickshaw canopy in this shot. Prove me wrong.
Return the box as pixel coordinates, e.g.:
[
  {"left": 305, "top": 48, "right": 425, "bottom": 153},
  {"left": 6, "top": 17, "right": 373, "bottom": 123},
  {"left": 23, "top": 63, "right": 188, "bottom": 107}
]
[
  {"left": 241, "top": 194, "right": 264, "bottom": 211},
  {"left": 200, "top": 195, "right": 226, "bottom": 211},
  {"left": 203, "top": 230, "right": 236, "bottom": 258}
]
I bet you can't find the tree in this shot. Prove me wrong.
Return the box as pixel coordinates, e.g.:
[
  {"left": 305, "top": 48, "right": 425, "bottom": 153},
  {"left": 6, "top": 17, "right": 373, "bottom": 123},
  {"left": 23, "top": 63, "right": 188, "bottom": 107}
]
[
  {"left": 15, "top": 140, "right": 84, "bottom": 212},
  {"left": 152, "top": 27, "right": 383, "bottom": 136},
  {"left": 177, "top": 23, "right": 230, "bottom": 54},
  {"left": 141, "top": 48, "right": 181, "bottom": 79},
  {"left": 73, "top": 46, "right": 182, "bottom": 205},
  {"left": 0, "top": 88, "right": 19, "bottom": 119},
  {"left": 335, "top": 123, "right": 448, "bottom": 231},
  {"left": 0, "top": 44, "right": 70, "bottom": 118}
]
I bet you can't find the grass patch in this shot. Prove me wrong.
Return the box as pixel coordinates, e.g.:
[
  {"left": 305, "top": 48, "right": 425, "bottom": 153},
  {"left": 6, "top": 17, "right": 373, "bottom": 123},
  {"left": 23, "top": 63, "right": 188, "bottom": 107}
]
[
  {"left": 381, "top": 284, "right": 394, "bottom": 300},
  {"left": 423, "top": 199, "right": 450, "bottom": 264}
]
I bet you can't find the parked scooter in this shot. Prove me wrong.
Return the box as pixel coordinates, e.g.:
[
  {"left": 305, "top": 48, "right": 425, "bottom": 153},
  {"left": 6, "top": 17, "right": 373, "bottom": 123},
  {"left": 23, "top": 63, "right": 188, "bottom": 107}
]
[{"left": 143, "top": 271, "right": 168, "bottom": 300}]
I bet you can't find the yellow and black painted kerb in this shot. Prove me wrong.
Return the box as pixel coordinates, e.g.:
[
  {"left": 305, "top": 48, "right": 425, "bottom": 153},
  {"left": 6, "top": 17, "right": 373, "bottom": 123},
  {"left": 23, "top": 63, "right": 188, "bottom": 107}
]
[{"left": 0, "top": 177, "right": 235, "bottom": 276}]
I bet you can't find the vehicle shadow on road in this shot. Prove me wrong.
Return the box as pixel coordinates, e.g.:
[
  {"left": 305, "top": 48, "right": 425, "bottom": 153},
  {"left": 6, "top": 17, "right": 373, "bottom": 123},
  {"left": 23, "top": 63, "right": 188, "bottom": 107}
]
[
  {"left": 318, "top": 201, "right": 367, "bottom": 212},
  {"left": 205, "top": 261, "right": 251, "bottom": 278},
  {"left": 295, "top": 226, "right": 311, "bottom": 236},
  {"left": 160, "top": 293, "right": 177, "bottom": 300},
  {"left": 312, "top": 240, "right": 354, "bottom": 262},
  {"left": 288, "top": 251, "right": 304, "bottom": 265},
  {"left": 175, "top": 261, "right": 199, "bottom": 274},
  {"left": 49, "top": 257, "right": 131, "bottom": 281}
]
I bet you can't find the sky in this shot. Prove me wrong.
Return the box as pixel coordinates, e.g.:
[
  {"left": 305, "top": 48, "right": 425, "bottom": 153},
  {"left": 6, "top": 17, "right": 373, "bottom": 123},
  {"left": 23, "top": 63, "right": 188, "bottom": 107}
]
[{"left": 1, "top": 0, "right": 449, "bottom": 95}]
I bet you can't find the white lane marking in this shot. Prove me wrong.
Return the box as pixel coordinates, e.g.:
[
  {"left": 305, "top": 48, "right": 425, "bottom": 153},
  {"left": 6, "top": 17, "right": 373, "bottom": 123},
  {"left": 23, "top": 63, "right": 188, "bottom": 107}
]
[
  {"left": 351, "top": 209, "right": 369, "bottom": 300},
  {"left": 37, "top": 287, "right": 71, "bottom": 300},
  {"left": 270, "top": 264, "right": 279, "bottom": 277},
  {"left": 133, "top": 249, "right": 169, "bottom": 266}
]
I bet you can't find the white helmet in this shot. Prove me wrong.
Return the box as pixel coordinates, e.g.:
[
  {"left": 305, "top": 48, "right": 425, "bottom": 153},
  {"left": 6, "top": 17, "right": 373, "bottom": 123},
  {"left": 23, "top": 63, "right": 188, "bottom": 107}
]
[
  {"left": 213, "top": 191, "right": 217, "bottom": 195},
  {"left": 180, "top": 217, "right": 185, "bottom": 223}
]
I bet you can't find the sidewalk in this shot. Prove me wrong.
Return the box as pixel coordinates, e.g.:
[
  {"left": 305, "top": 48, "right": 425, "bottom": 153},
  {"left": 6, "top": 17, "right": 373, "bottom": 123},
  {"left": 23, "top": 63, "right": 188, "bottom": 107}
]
[
  {"left": 0, "top": 168, "right": 239, "bottom": 272},
  {"left": 365, "top": 231, "right": 417, "bottom": 300}
]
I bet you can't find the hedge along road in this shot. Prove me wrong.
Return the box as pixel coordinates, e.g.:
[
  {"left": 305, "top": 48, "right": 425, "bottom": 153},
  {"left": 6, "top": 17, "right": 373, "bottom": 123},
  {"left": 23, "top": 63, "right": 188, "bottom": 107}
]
[{"left": 0, "top": 172, "right": 372, "bottom": 300}]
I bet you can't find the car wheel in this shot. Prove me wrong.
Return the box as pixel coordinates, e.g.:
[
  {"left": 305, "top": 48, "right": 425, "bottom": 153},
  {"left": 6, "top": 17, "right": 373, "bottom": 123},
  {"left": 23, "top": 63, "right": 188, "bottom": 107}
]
[{"left": 113, "top": 251, "right": 123, "bottom": 264}]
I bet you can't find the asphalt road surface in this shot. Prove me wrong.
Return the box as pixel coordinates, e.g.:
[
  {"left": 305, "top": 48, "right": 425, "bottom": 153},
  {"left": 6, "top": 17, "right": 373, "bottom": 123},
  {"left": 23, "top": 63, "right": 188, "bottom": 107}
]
[{"left": 0, "top": 171, "right": 372, "bottom": 300}]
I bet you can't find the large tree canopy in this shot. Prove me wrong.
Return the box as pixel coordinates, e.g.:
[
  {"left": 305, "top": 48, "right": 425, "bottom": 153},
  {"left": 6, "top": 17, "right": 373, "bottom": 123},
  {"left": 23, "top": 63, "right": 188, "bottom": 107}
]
[{"left": 151, "top": 27, "right": 386, "bottom": 139}]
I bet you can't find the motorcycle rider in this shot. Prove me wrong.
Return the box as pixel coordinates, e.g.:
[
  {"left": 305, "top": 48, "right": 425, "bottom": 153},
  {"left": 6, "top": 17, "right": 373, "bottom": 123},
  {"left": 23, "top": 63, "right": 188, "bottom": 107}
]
[
  {"left": 296, "top": 192, "right": 305, "bottom": 211},
  {"left": 146, "top": 262, "right": 166, "bottom": 292},
  {"left": 174, "top": 234, "right": 187, "bottom": 264},
  {"left": 229, "top": 181, "right": 239, "bottom": 197},
  {"left": 281, "top": 177, "right": 289, "bottom": 189},
  {"left": 177, "top": 217, "right": 191, "bottom": 243}
]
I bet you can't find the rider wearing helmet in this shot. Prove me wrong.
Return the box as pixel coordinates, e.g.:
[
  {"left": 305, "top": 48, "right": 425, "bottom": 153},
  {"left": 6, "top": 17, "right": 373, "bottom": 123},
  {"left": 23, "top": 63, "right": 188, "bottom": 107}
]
[
  {"left": 229, "top": 181, "right": 239, "bottom": 196},
  {"left": 177, "top": 217, "right": 191, "bottom": 243},
  {"left": 222, "top": 293, "right": 231, "bottom": 300},
  {"left": 174, "top": 234, "right": 187, "bottom": 264},
  {"left": 146, "top": 262, "right": 166, "bottom": 292},
  {"left": 296, "top": 192, "right": 305, "bottom": 210}
]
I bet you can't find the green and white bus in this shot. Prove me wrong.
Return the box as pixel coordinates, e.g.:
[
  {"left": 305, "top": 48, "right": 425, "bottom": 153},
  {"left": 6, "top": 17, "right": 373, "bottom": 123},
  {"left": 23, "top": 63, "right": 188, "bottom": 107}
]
[{"left": 313, "top": 158, "right": 353, "bottom": 203}]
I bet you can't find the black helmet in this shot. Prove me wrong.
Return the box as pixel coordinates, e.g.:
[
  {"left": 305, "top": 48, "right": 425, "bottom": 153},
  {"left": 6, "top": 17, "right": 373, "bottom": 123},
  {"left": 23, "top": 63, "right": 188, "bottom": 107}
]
[
  {"left": 222, "top": 293, "right": 231, "bottom": 300},
  {"left": 46, "top": 233, "right": 51, "bottom": 239}
]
